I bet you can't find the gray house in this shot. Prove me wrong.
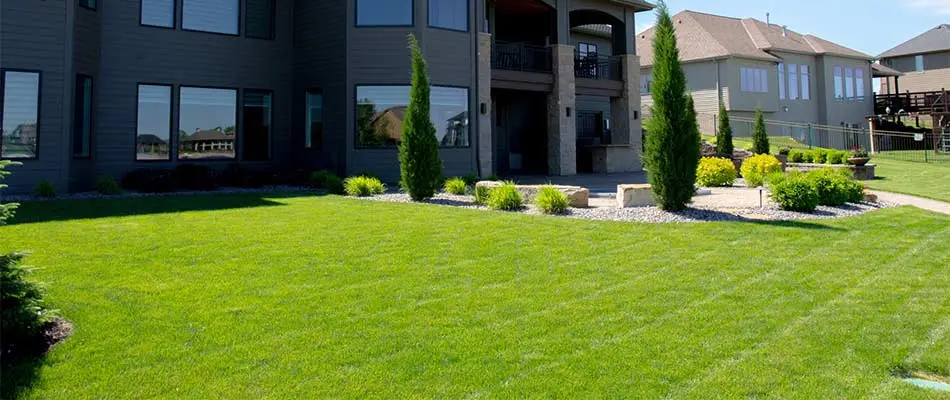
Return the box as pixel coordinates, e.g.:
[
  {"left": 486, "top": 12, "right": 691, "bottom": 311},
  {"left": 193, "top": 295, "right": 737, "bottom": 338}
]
[
  {"left": 0, "top": 0, "right": 653, "bottom": 194},
  {"left": 637, "top": 11, "right": 874, "bottom": 139},
  {"left": 878, "top": 24, "right": 950, "bottom": 95}
]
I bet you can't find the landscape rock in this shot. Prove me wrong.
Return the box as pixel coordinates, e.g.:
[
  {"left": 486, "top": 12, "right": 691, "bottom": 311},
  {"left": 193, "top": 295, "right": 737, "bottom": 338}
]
[
  {"left": 475, "top": 181, "right": 589, "bottom": 208},
  {"left": 617, "top": 184, "right": 656, "bottom": 207}
]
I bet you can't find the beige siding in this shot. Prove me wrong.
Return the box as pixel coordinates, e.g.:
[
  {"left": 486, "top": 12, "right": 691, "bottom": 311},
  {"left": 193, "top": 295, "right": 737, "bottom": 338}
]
[
  {"left": 880, "top": 68, "right": 950, "bottom": 93},
  {"left": 725, "top": 58, "right": 779, "bottom": 113},
  {"left": 640, "top": 60, "right": 724, "bottom": 116},
  {"left": 772, "top": 51, "right": 820, "bottom": 130},
  {"left": 817, "top": 55, "right": 873, "bottom": 129}
]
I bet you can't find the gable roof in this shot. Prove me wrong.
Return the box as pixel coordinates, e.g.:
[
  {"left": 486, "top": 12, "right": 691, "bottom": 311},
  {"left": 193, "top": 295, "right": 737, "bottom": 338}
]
[
  {"left": 637, "top": 10, "right": 872, "bottom": 67},
  {"left": 878, "top": 24, "right": 950, "bottom": 59}
]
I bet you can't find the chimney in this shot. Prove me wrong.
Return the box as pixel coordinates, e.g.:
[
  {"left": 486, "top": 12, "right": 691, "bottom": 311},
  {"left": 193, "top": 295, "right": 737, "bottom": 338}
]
[
  {"left": 766, "top": 13, "right": 770, "bottom": 25},
  {"left": 782, "top": 25, "right": 787, "bottom": 37}
]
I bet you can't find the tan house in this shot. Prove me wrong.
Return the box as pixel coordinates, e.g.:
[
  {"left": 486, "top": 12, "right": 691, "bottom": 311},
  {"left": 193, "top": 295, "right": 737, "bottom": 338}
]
[
  {"left": 636, "top": 10, "right": 874, "bottom": 139},
  {"left": 878, "top": 24, "right": 950, "bottom": 94}
]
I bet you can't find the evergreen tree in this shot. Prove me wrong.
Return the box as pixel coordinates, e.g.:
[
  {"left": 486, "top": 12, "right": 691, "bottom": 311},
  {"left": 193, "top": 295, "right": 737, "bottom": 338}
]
[
  {"left": 715, "top": 103, "right": 734, "bottom": 157},
  {"left": 399, "top": 34, "right": 443, "bottom": 201},
  {"left": 751, "top": 106, "right": 770, "bottom": 154},
  {"left": 643, "top": 0, "right": 701, "bottom": 211},
  {"left": 0, "top": 160, "right": 21, "bottom": 224}
]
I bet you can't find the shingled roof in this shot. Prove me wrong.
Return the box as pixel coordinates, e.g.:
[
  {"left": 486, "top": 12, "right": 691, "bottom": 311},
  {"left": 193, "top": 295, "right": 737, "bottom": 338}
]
[
  {"left": 636, "top": 10, "right": 872, "bottom": 67},
  {"left": 878, "top": 24, "right": 950, "bottom": 59}
]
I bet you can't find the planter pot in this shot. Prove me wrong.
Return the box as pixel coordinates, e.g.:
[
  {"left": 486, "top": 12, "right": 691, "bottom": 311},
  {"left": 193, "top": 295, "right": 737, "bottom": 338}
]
[{"left": 848, "top": 157, "right": 870, "bottom": 166}]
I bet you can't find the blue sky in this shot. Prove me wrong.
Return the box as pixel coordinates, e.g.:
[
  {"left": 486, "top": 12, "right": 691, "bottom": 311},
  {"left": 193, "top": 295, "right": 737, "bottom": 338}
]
[{"left": 636, "top": 0, "right": 950, "bottom": 57}]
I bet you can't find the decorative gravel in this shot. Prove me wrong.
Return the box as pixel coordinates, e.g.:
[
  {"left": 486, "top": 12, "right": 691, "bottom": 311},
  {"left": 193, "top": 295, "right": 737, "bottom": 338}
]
[{"left": 3, "top": 185, "right": 319, "bottom": 203}]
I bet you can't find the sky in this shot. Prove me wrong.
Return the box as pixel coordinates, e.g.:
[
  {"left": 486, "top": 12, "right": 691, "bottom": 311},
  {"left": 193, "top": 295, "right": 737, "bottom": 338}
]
[{"left": 635, "top": 0, "right": 950, "bottom": 57}]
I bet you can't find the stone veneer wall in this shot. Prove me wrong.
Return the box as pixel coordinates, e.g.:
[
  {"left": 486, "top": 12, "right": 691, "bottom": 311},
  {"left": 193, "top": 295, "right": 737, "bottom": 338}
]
[
  {"left": 547, "top": 44, "right": 577, "bottom": 176},
  {"left": 477, "top": 33, "right": 493, "bottom": 177}
]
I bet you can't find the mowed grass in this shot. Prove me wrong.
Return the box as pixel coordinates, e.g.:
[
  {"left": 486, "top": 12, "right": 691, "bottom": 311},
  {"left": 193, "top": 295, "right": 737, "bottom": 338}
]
[
  {"left": 2, "top": 194, "right": 950, "bottom": 399},
  {"left": 866, "top": 158, "right": 950, "bottom": 203}
]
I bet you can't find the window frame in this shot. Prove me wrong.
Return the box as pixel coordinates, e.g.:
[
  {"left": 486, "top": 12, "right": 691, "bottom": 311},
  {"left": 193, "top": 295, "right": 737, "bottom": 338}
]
[
  {"left": 844, "top": 67, "right": 855, "bottom": 100},
  {"left": 305, "top": 88, "right": 324, "bottom": 150},
  {"left": 73, "top": 74, "right": 95, "bottom": 159},
  {"left": 79, "top": 0, "right": 97, "bottom": 11},
  {"left": 181, "top": 0, "right": 242, "bottom": 36},
  {"left": 855, "top": 68, "right": 865, "bottom": 101},
  {"left": 140, "top": 0, "right": 177, "bottom": 30},
  {"left": 788, "top": 63, "right": 798, "bottom": 100},
  {"left": 245, "top": 0, "right": 276, "bottom": 40},
  {"left": 778, "top": 63, "right": 786, "bottom": 100},
  {"left": 428, "top": 0, "right": 469, "bottom": 32},
  {"left": 177, "top": 85, "right": 240, "bottom": 161},
  {"left": 355, "top": 0, "right": 415, "bottom": 27},
  {"left": 240, "top": 88, "right": 274, "bottom": 161},
  {"left": 915, "top": 55, "right": 924, "bottom": 72},
  {"left": 833, "top": 65, "right": 844, "bottom": 100},
  {"left": 135, "top": 83, "right": 175, "bottom": 162},
  {"left": 0, "top": 69, "right": 43, "bottom": 161},
  {"left": 353, "top": 83, "right": 471, "bottom": 149},
  {"left": 800, "top": 64, "right": 810, "bottom": 101}
]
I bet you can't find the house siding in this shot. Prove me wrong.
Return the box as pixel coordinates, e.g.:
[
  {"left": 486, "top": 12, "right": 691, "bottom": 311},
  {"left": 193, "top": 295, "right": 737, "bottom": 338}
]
[
  {"left": 772, "top": 51, "right": 819, "bottom": 135},
  {"left": 817, "top": 55, "right": 872, "bottom": 129}
]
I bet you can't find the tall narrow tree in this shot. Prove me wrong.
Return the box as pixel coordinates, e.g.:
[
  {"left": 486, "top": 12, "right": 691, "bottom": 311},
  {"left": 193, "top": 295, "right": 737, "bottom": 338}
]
[
  {"left": 643, "top": 0, "right": 701, "bottom": 211},
  {"left": 715, "top": 103, "right": 734, "bottom": 157},
  {"left": 751, "top": 106, "right": 770, "bottom": 154},
  {"left": 0, "top": 160, "right": 20, "bottom": 224},
  {"left": 399, "top": 34, "right": 443, "bottom": 200}
]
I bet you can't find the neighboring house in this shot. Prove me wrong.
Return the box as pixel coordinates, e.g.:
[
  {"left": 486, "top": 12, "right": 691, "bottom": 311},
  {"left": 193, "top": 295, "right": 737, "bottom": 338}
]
[
  {"left": 0, "top": 0, "right": 653, "bottom": 194},
  {"left": 878, "top": 24, "right": 950, "bottom": 94},
  {"left": 636, "top": 10, "right": 874, "bottom": 141}
]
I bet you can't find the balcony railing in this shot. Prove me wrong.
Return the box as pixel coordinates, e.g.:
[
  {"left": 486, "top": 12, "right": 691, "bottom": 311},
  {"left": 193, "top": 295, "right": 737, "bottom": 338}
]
[
  {"left": 492, "top": 41, "right": 552, "bottom": 73},
  {"left": 874, "top": 90, "right": 949, "bottom": 115},
  {"left": 574, "top": 55, "right": 622, "bottom": 81}
]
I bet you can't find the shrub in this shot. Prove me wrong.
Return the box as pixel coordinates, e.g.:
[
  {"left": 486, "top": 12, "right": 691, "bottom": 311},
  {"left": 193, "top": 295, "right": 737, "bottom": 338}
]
[
  {"left": 811, "top": 149, "right": 828, "bottom": 164},
  {"left": 35, "top": 181, "right": 56, "bottom": 198},
  {"left": 96, "top": 176, "right": 123, "bottom": 195},
  {"left": 444, "top": 178, "right": 467, "bottom": 195},
  {"left": 474, "top": 184, "right": 491, "bottom": 205},
  {"left": 769, "top": 173, "right": 819, "bottom": 212},
  {"left": 309, "top": 170, "right": 333, "bottom": 188},
  {"left": 788, "top": 149, "right": 805, "bottom": 163},
  {"left": 324, "top": 174, "right": 345, "bottom": 195},
  {"left": 535, "top": 186, "right": 570, "bottom": 214},
  {"left": 801, "top": 151, "right": 814, "bottom": 163},
  {"left": 778, "top": 146, "right": 791, "bottom": 156},
  {"left": 398, "top": 34, "right": 443, "bottom": 201},
  {"left": 1, "top": 160, "right": 21, "bottom": 223},
  {"left": 221, "top": 164, "right": 270, "bottom": 188},
  {"left": 826, "top": 150, "right": 847, "bottom": 165},
  {"left": 806, "top": 168, "right": 864, "bottom": 206},
  {"left": 486, "top": 182, "right": 523, "bottom": 211},
  {"left": 696, "top": 157, "right": 737, "bottom": 187},
  {"left": 1, "top": 252, "right": 60, "bottom": 357},
  {"left": 715, "top": 104, "right": 734, "bottom": 157},
  {"left": 740, "top": 154, "right": 782, "bottom": 187},
  {"left": 462, "top": 173, "right": 479, "bottom": 187},
  {"left": 344, "top": 176, "right": 385, "bottom": 197},
  {"left": 174, "top": 164, "right": 219, "bottom": 191},
  {"left": 486, "top": 174, "right": 501, "bottom": 182},
  {"left": 751, "top": 107, "right": 770, "bottom": 154},
  {"left": 851, "top": 146, "right": 870, "bottom": 158}
]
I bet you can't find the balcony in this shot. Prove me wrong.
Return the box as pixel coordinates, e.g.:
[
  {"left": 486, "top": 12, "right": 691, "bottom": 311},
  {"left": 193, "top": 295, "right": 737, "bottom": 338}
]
[
  {"left": 574, "top": 55, "right": 621, "bottom": 81},
  {"left": 492, "top": 41, "right": 552, "bottom": 74}
]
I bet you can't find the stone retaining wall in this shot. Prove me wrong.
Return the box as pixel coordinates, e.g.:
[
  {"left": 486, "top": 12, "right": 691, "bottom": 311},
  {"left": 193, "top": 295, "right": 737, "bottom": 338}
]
[{"left": 786, "top": 163, "right": 876, "bottom": 180}]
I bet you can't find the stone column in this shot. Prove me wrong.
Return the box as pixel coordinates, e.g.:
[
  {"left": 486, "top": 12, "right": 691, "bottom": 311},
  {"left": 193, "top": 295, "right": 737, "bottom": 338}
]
[
  {"left": 547, "top": 44, "right": 577, "bottom": 176},
  {"left": 603, "top": 53, "right": 644, "bottom": 172},
  {"left": 477, "top": 33, "right": 493, "bottom": 177}
]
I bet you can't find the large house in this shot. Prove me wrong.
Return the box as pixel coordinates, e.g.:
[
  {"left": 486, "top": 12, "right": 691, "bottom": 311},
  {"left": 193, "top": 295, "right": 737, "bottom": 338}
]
[
  {"left": 0, "top": 0, "right": 653, "bottom": 194},
  {"left": 637, "top": 11, "right": 874, "bottom": 140},
  {"left": 878, "top": 24, "right": 950, "bottom": 95}
]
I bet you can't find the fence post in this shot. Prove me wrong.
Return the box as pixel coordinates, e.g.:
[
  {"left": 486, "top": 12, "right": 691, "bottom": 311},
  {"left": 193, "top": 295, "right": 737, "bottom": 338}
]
[
  {"left": 807, "top": 124, "right": 813, "bottom": 149},
  {"left": 868, "top": 119, "right": 876, "bottom": 154}
]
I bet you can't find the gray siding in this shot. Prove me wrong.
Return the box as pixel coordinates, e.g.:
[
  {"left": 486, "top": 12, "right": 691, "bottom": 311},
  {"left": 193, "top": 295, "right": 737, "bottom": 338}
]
[{"left": 70, "top": 4, "right": 103, "bottom": 191}]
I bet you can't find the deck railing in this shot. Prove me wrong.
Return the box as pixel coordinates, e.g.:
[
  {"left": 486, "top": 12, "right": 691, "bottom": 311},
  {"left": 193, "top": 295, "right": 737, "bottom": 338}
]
[
  {"left": 491, "top": 41, "right": 552, "bottom": 73},
  {"left": 874, "top": 90, "right": 949, "bottom": 115},
  {"left": 574, "top": 55, "right": 622, "bottom": 80}
]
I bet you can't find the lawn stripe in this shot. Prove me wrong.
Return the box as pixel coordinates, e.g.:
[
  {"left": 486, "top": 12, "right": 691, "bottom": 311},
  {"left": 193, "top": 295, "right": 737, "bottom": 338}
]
[{"left": 865, "top": 316, "right": 950, "bottom": 400}]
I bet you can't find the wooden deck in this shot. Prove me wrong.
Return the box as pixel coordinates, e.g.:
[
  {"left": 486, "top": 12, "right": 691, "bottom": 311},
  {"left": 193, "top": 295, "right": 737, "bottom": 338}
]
[{"left": 874, "top": 90, "right": 949, "bottom": 116}]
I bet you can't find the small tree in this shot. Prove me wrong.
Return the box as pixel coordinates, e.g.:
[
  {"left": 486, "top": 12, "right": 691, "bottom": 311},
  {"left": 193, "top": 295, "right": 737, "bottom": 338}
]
[
  {"left": 715, "top": 103, "right": 734, "bottom": 157},
  {"left": 0, "top": 160, "right": 21, "bottom": 224},
  {"left": 399, "top": 34, "right": 443, "bottom": 200},
  {"left": 643, "top": 0, "right": 701, "bottom": 211},
  {"left": 751, "top": 106, "right": 770, "bottom": 154}
]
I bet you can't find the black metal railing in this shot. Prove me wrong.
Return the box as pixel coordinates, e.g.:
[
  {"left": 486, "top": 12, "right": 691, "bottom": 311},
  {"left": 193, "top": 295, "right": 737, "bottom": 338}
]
[
  {"left": 874, "top": 90, "right": 949, "bottom": 115},
  {"left": 574, "top": 55, "right": 621, "bottom": 80},
  {"left": 491, "top": 41, "right": 552, "bottom": 73}
]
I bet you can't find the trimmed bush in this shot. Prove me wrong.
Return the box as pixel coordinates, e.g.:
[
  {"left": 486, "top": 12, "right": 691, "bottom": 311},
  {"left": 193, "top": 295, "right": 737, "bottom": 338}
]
[
  {"left": 740, "top": 154, "right": 782, "bottom": 187},
  {"left": 474, "top": 185, "right": 491, "bottom": 205},
  {"left": 811, "top": 149, "right": 828, "bottom": 164},
  {"left": 486, "top": 174, "right": 501, "bottom": 182},
  {"left": 462, "top": 173, "right": 478, "bottom": 187},
  {"left": 806, "top": 168, "right": 864, "bottom": 206},
  {"left": 826, "top": 150, "right": 847, "bottom": 165},
  {"left": 715, "top": 104, "right": 734, "bottom": 157},
  {"left": 778, "top": 147, "right": 791, "bottom": 156},
  {"left": 535, "top": 186, "right": 570, "bottom": 214},
  {"left": 343, "top": 176, "right": 385, "bottom": 197},
  {"left": 486, "top": 182, "right": 524, "bottom": 211},
  {"left": 788, "top": 149, "right": 805, "bottom": 163},
  {"left": 398, "top": 34, "right": 443, "bottom": 201},
  {"left": 122, "top": 169, "right": 178, "bottom": 193},
  {"left": 174, "top": 164, "right": 219, "bottom": 191},
  {"left": 769, "top": 173, "right": 820, "bottom": 212},
  {"left": 696, "top": 157, "right": 737, "bottom": 187},
  {"left": 221, "top": 164, "right": 270, "bottom": 188},
  {"left": 751, "top": 107, "right": 770, "bottom": 154},
  {"left": 311, "top": 170, "right": 345, "bottom": 194},
  {"left": 96, "top": 176, "right": 123, "bottom": 195},
  {"left": 35, "top": 181, "right": 56, "bottom": 198},
  {"left": 444, "top": 178, "right": 467, "bottom": 195}
]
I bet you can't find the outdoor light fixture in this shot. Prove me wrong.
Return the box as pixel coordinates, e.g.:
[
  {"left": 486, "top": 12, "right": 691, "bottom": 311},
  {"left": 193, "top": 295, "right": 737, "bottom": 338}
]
[
  {"left": 480, "top": 103, "right": 487, "bottom": 115},
  {"left": 567, "top": 107, "right": 572, "bottom": 117}
]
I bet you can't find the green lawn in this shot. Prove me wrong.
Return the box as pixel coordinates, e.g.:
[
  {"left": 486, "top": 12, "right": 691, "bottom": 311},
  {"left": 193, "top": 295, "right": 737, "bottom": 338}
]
[
  {"left": 2, "top": 194, "right": 950, "bottom": 399},
  {"left": 867, "top": 159, "right": 950, "bottom": 203}
]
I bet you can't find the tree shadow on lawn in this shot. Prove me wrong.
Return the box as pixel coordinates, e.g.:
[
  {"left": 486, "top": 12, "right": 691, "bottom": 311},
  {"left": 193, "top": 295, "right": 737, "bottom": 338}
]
[
  {"left": 677, "top": 208, "right": 848, "bottom": 231},
  {"left": 1, "top": 353, "right": 46, "bottom": 399},
  {"left": 8, "top": 192, "right": 321, "bottom": 225}
]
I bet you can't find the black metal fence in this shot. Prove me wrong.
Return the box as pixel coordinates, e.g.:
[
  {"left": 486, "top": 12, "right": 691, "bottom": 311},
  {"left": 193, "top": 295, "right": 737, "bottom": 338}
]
[
  {"left": 492, "top": 41, "right": 552, "bottom": 73},
  {"left": 574, "top": 55, "right": 621, "bottom": 80}
]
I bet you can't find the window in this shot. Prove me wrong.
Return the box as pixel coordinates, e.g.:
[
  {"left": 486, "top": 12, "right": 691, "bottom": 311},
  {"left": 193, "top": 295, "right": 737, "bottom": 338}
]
[
  {"left": 845, "top": 67, "right": 854, "bottom": 99},
  {"left": 356, "top": 0, "right": 413, "bottom": 26},
  {"left": 788, "top": 63, "right": 798, "bottom": 100},
  {"left": 1, "top": 71, "right": 41, "bottom": 159},
  {"left": 578, "top": 43, "right": 598, "bottom": 58},
  {"left": 856, "top": 68, "right": 865, "bottom": 100},
  {"left": 306, "top": 90, "right": 323, "bottom": 150},
  {"left": 242, "top": 90, "right": 272, "bottom": 161},
  {"left": 141, "top": 0, "right": 175, "bottom": 28},
  {"left": 640, "top": 74, "right": 652, "bottom": 93},
  {"left": 355, "top": 85, "right": 469, "bottom": 148},
  {"left": 800, "top": 65, "right": 810, "bottom": 100},
  {"left": 178, "top": 87, "right": 237, "bottom": 160},
  {"left": 778, "top": 63, "right": 786, "bottom": 100},
  {"left": 80, "top": 0, "right": 96, "bottom": 10},
  {"left": 74, "top": 75, "right": 93, "bottom": 158},
  {"left": 833, "top": 66, "right": 843, "bottom": 99},
  {"left": 429, "top": 0, "right": 468, "bottom": 31},
  {"left": 740, "top": 66, "right": 768, "bottom": 93},
  {"left": 915, "top": 55, "right": 924, "bottom": 72},
  {"left": 246, "top": 0, "right": 275, "bottom": 39},
  {"left": 136, "top": 84, "right": 172, "bottom": 161},
  {"left": 183, "top": 0, "right": 239, "bottom": 35}
]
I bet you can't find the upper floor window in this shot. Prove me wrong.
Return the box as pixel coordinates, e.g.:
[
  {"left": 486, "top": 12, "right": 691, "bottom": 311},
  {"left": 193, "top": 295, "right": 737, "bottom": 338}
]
[
  {"left": 80, "top": 0, "right": 97, "bottom": 11},
  {"left": 430, "top": 0, "right": 468, "bottom": 31},
  {"left": 855, "top": 68, "right": 865, "bottom": 100},
  {"left": 739, "top": 66, "right": 767, "bottom": 93},
  {"left": 578, "top": 43, "right": 598, "bottom": 58},
  {"left": 800, "top": 65, "right": 810, "bottom": 100},
  {"left": 141, "top": 0, "right": 176, "bottom": 28},
  {"left": 357, "top": 0, "right": 413, "bottom": 27},
  {"left": 833, "top": 66, "right": 843, "bottom": 99},
  {"left": 788, "top": 63, "right": 798, "bottom": 100},
  {"left": 246, "top": 0, "right": 275, "bottom": 39},
  {"left": 915, "top": 55, "right": 924, "bottom": 72},
  {"left": 183, "top": 0, "right": 239, "bottom": 35},
  {"left": 845, "top": 67, "right": 855, "bottom": 99},
  {"left": 640, "top": 73, "right": 652, "bottom": 93},
  {"left": 778, "top": 63, "right": 786, "bottom": 100},
  {"left": 1, "top": 71, "right": 41, "bottom": 160}
]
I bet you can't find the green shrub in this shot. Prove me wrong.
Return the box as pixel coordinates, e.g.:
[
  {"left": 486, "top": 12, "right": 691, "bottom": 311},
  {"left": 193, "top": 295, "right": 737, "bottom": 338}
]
[
  {"left": 96, "top": 176, "right": 123, "bottom": 195},
  {"left": 806, "top": 168, "right": 864, "bottom": 206},
  {"left": 1, "top": 252, "right": 60, "bottom": 357},
  {"left": 811, "top": 149, "right": 828, "bottom": 164},
  {"left": 535, "top": 186, "right": 570, "bottom": 214},
  {"left": 344, "top": 176, "right": 386, "bottom": 197},
  {"left": 175, "top": 164, "right": 219, "bottom": 191},
  {"left": 443, "top": 178, "right": 467, "bottom": 195},
  {"left": 486, "top": 182, "right": 524, "bottom": 211},
  {"left": 801, "top": 151, "right": 814, "bottom": 163},
  {"left": 398, "top": 34, "right": 443, "bottom": 201},
  {"left": 1, "top": 160, "right": 22, "bottom": 223},
  {"left": 122, "top": 168, "right": 177, "bottom": 193},
  {"left": 788, "top": 149, "right": 805, "bottom": 163},
  {"left": 462, "top": 173, "right": 478, "bottom": 187},
  {"left": 740, "top": 154, "right": 782, "bottom": 187},
  {"left": 769, "top": 173, "right": 819, "bottom": 212},
  {"left": 486, "top": 174, "right": 501, "bottom": 182},
  {"left": 324, "top": 175, "right": 345, "bottom": 195},
  {"left": 715, "top": 104, "right": 734, "bottom": 156},
  {"left": 309, "top": 170, "right": 331, "bottom": 188},
  {"left": 474, "top": 184, "right": 491, "bottom": 205},
  {"left": 826, "top": 150, "right": 847, "bottom": 165},
  {"left": 751, "top": 107, "right": 770, "bottom": 154},
  {"left": 778, "top": 146, "right": 791, "bottom": 156},
  {"left": 696, "top": 157, "right": 737, "bottom": 187},
  {"left": 35, "top": 181, "right": 56, "bottom": 198}
]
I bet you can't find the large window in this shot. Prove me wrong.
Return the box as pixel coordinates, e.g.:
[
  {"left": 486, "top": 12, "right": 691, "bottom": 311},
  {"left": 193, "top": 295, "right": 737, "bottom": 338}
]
[
  {"left": 1, "top": 71, "right": 41, "bottom": 159},
  {"left": 845, "top": 67, "right": 855, "bottom": 99},
  {"left": 242, "top": 90, "right": 272, "bottom": 161},
  {"left": 136, "top": 84, "right": 172, "bottom": 161},
  {"left": 429, "top": 0, "right": 468, "bottom": 31},
  {"left": 183, "top": 0, "right": 239, "bottom": 35},
  {"left": 178, "top": 87, "right": 237, "bottom": 160},
  {"left": 74, "top": 75, "right": 93, "bottom": 158},
  {"left": 246, "top": 0, "right": 275, "bottom": 39},
  {"left": 355, "top": 85, "right": 469, "bottom": 148},
  {"left": 739, "top": 66, "right": 768, "bottom": 93},
  {"left": 141, "top": 0, "right": 175, "bottom": 28},
  {"left": 833, "top": 66, "right": 843, "bottom": 99},
  {"left": 788, "top": 63, "right": 798, "bottom": 100},
  {"left": 356, "top": 0, "right": 413, "bottom": 26},
  {"left": 800, "top": 65, "right": 810, "bottom": 100},
  {"left": 80, "top": 0, "right": 96, "bottom": 10},
  {"left": 306, "top": 90, "right": 323, "bottom": 150},
  {"left": 778, "top": 63, "right": 785, "bottom": 100},
  {"left": 855, "top": 68, "right": 865, "bottom": 100}
]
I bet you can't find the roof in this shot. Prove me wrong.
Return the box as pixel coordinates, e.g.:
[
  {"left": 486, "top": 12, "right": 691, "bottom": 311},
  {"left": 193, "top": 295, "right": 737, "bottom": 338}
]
[
  {"left": 572, "top": 24, "right": 612, "bottom": 39},
  {"left": 878, "top": 24, "right": 950, "bottom": 59},
  {"left": 871, "top": 62, "right": 903, "bottom": 78},
  {"left": 608, "top": 0, "right": 655, "bottom": 12},
  {"left": 636, "top": 10, "right": 872, "bottom": 67},
  {"left": 181, "top": 129, "right": 234, "bottom": 142}
]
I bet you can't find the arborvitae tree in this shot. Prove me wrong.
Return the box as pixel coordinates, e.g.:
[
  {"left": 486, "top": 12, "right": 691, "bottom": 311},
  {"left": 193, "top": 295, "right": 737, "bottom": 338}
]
[
  {"left": 643, "top": 0, "right": 701, "bottom": 211},
  {"left": 715, "top": 103, "right": 734, "bottom": 157},
  {"left": 0, "top": 160, "right": 21, "bottom": 224},
  {"left": 399, "top": 34, "right": 443, "bottom": 200},
  {"left": 751, "top": 106, "right": 770, "bottom": 154}
]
